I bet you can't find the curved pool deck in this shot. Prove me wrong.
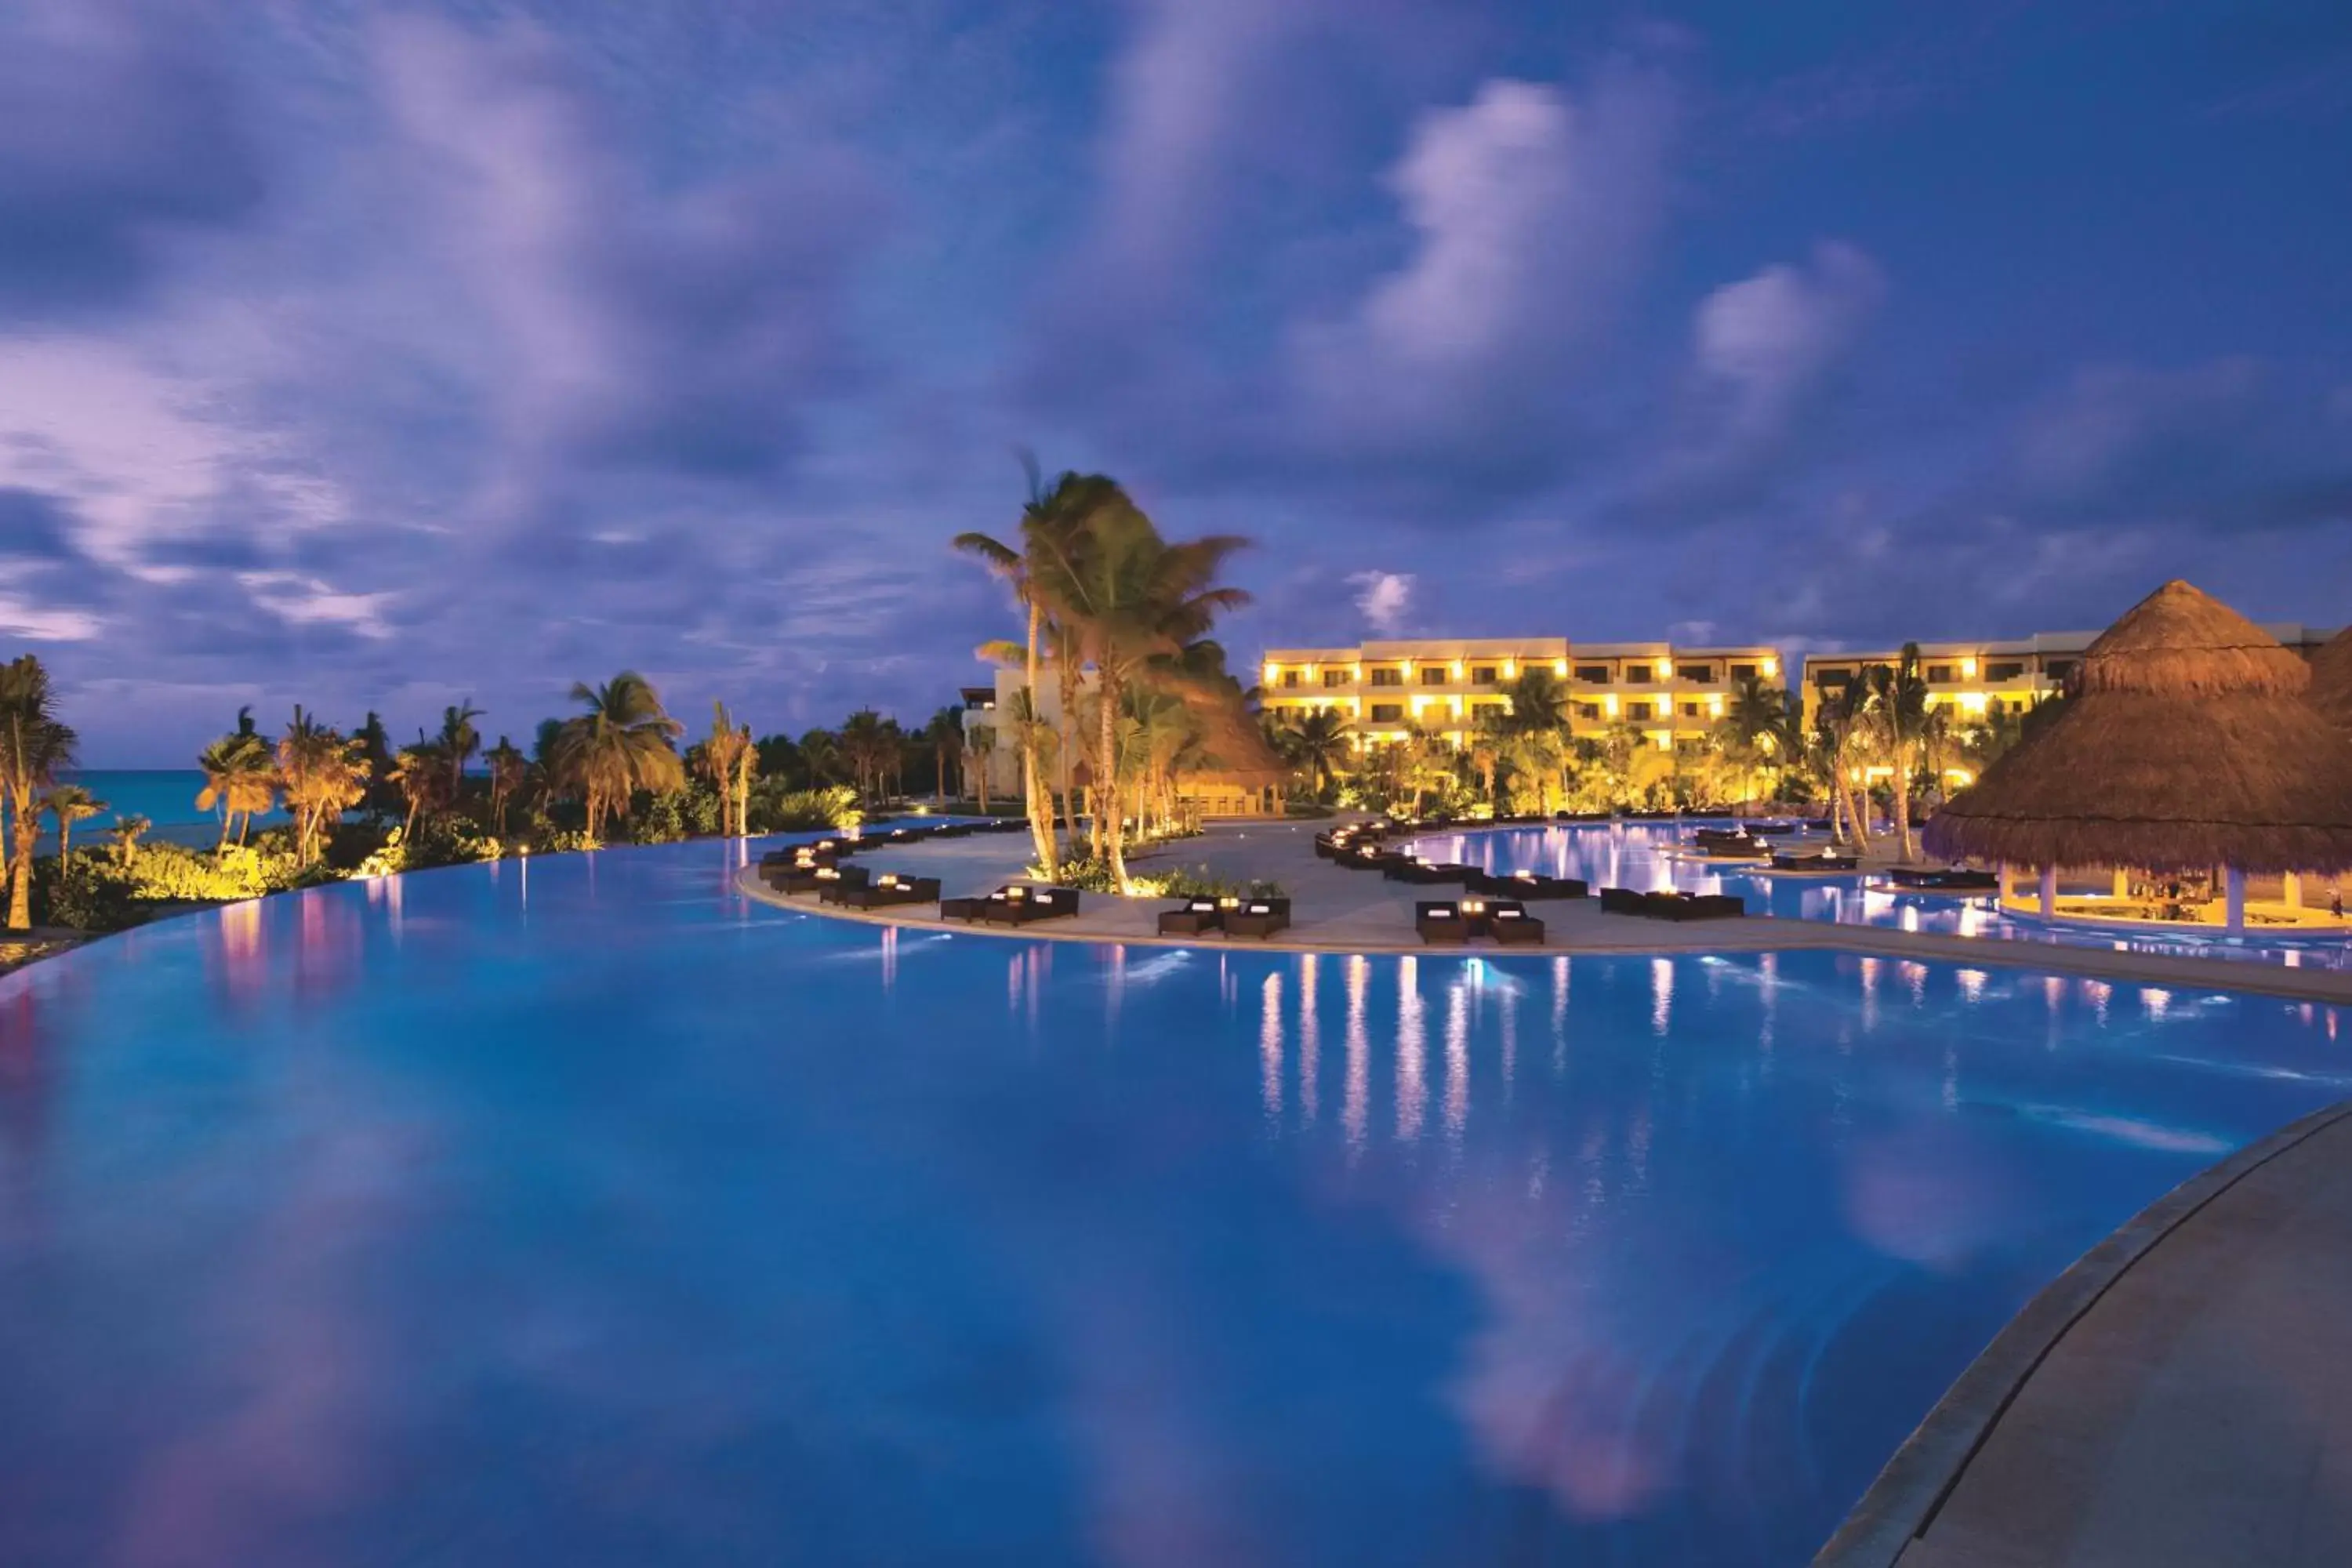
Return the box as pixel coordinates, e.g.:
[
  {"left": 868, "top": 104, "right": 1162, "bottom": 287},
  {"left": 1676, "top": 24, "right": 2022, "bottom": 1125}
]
[
  {"left": 1818, "top": 1098, "right": 2352, "bottom": 1568},
  {"left": 749, "top": 821, "right": 2352, "bottom": 1006}
]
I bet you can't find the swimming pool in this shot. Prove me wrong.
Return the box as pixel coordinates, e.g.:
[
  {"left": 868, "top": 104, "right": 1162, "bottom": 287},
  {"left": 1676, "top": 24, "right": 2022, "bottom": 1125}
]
[
  {"left": 0, "top": 839, "right": 2343, "bottom": 1566},
  {"left": 1417, "top": 821, "right": 2352, "bottom": 972}
]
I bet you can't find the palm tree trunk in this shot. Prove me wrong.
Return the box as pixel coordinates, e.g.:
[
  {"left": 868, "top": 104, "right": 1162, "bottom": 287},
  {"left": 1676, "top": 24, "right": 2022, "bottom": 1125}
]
[
  {"left": 1894, "top": 742, "right": 1916, "bottom": 862},
  {"left": 7, "top": 810, "right": 34, "bottom": 930},
  {"left": 1099, "top": 672, "right": 1131, "bottom": 893}
]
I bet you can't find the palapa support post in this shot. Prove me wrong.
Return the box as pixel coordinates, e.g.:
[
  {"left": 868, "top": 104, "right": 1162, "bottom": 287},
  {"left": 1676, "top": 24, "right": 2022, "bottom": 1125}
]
[
  {"left": 2285, "top": 873, "right": 2303, "bottom": 910},
  {"left": 2038, "top": 865, "right": 2057, "bottom": 919},
  {"left": 2111, "top": 867, "right": 2129, "bottom": 899},
  {"left": 2224, "top": 866, "right": 2246, "bottom": 931}
]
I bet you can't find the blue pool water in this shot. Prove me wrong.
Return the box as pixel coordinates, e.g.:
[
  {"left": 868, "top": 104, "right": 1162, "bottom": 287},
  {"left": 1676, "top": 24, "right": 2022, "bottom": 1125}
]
[
  {"left": 1418, "top": 822, "right": 2352, "bottom": 973},
  {"left": 0, "top": 840, "right": 2344, "bottom": 1566}
]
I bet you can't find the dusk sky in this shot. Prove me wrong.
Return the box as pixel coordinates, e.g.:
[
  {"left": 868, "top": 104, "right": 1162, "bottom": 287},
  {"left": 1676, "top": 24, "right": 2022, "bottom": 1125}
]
[{"left": 5, "top": 1, "right": 2350, "bottom": 764}]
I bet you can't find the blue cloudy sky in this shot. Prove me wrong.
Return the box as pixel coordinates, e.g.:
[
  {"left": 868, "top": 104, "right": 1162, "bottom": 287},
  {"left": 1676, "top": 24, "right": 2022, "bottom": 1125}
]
[{"left": 4, "top": 0, "right": 2350, "bottom": 763}]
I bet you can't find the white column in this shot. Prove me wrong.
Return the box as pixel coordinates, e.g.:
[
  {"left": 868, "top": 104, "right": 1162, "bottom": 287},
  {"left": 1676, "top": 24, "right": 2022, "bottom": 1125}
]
[
  {"left": 2285, "top": 873, "right": 2303, "bottom": 911},
  {"left": 2039, "top": 865, "right": 2057, "bottom": 919},
  {"left": 2225, "top": 866, "right": 2246, "bottom": 931},
  {"left": 1998, "top": 862, "right": 2013, "bottom": 900}
]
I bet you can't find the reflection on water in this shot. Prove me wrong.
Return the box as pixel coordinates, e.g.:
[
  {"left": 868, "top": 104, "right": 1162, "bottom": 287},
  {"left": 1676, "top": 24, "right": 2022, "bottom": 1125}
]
[
  {"left": 1419, "top": 822, "right": 2352, "bottom": 971},
  {"left": 0, "top": 840, "right": 2343, "bottom": 1567}
]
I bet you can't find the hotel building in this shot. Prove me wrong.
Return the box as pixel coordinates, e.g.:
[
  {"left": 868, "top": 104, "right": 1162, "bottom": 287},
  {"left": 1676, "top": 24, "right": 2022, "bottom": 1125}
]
[
  {"left": 1255, "top": 637, "right": 1787, "bottom": 752},
  {"left": 1799, "top": 622, "right": 2340, "bottom": 731}
]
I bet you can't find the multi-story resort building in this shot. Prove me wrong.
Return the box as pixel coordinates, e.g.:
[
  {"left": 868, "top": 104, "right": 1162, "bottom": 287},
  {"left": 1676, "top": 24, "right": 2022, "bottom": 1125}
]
[
  {"left": 1255, "top": 637, "right": 1786, "bottom": 752},
  {"left": 1800, "top": 622, "right": 2339, "bottom": 729}
]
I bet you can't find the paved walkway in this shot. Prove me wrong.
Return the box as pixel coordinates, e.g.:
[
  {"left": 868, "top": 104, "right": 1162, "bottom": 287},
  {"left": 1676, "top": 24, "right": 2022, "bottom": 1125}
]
[
  {"left": 746, "top": 819, "right": 2352, "bottom": 1005},
  {"left": 1820, "top": 1102, "right": 2352, "bottom": 1568}
]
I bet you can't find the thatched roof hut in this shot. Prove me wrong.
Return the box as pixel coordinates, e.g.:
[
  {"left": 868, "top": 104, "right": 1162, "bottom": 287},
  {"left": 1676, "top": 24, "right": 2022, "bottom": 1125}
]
[
  {"left": 1922, "top": 580, "right": 2352, "bottom": 874},
  {"left": 2310, "top": 625, "right": 2352, "bottom": 732}
]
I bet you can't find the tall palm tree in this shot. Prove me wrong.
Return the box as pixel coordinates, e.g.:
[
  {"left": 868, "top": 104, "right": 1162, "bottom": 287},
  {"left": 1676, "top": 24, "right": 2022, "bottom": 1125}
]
[
  {"left": 276, "top": 706, "right": 371, "bottom": 867},
  {"left": 1028, "top": 496, "right": 1250, "bottom": 892},
  {"left": 964, "top": 724, "right": 996, "bottom": 814},
  {"left": 698, "top": 702, "right": 754, "bottom": 837},
  {"left": 1813, "top": 681, "right": 1874, "bottom": 850},
  {"left": 0, "top": 656, "right": 76, "bottom": 928},
  {"left": 485, "top": 736, "right": 529, "bottom": 836},
  {"left": 438, "top": 701, "right": 485, "bottom": 799},
  {"left": 110, "top": 814, "right": 151, "bottom": 868},
  {"left": 1281, "top": 709, "right": 1351, "bottom": 798},
  {"left": 920, "top": 707, "right": 965, "bottom": 802},
  {"left": 387, "top": 742, "right": 449, "bottom": 840},
  {"left": 837, "top": 710, "right": 896, "bottom": 806},
  {"left": 797, "top": 728, "right": 843, "bottom": 788},
  {"left": 42, "top": 783, "right": 106, "bottom": 864},
  {"left": 1466, "top": 715, "right": 1504, "bottom": 811},
  {"left": 1501, "top": 666, "right": 1572, "bottom": 735},
  {"left": 954, "top": 463, "right": 1131, "bottom": 878},
  {"left": 550, "top": 672, "right": 685, "bottom": 840},
  {"left": 198, "top": 731, "right": 278, "bottom": 846},
  {"left": 1861, "top": 643, "right": 1929, "bottom": 861}
]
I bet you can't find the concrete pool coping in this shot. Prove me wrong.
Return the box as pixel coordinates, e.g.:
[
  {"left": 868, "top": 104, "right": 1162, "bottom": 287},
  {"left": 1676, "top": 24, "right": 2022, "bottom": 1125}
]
[
  {"left": 736, "top": 820, "right": 2352, "bottom": 1006},
  {"left": 1813, "top": 1096, "right": 2352, "bottom": 1567}
]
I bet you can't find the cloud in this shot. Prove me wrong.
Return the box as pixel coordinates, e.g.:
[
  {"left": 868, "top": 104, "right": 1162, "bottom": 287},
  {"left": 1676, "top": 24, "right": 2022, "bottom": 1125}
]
[
  {"left": 1288, "top": 65, "right": 1677, "bottom": 464},
  {"left": 0, "top": 2, "right": 265, "bottom": 317},
  {"left": 1692, "top": 242, "right": 1886, "bottom": 444},
  {"left": 1348, "top": 570, "right": 1414, "bottom": 634}
]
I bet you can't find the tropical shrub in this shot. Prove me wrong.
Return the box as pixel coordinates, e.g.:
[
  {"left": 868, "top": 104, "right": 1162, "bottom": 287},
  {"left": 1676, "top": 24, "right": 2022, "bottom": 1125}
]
[{"left": 747, "top": 783, "right": 860, "bottom": 833}]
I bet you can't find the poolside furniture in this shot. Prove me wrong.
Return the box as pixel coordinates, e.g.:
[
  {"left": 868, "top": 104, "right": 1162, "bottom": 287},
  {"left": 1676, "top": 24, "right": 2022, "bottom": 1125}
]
[
  {"left": 840, "top": 873, "right": 941, "bottom": 909},
  {"left": 1385, "top": 857, "right": 1472, "bottom": 884},
  {"left": 1698, "top": 837, "right": 1772, "bottom": 859},
  {"left": 1886, "top": 866, "right": 2001, "bottom": 891},
  {"left": 1415, "top": 901, "right": 1468, "bottom": 944},
  {"left": 938, "top": 891, "right": 989, "bottom": 920},
  {"left": 1598, "top": 887, "right": 1649, "bottom": 916},
  {"left": 1642, "top": 891, "right": 1745, "bottom": 921},
  {"left": 967, "top": 885, "right": 1082, "bottom": 926},
  {"left": 1487, "top": 900, "right": 1546, "bottom": 945},
  {"left": 1157, "top": 898, "right": 1224, "bottom": 936},
  {"left": 1224, "top": 898, "right": 1291, "bottom": 940},
  {"left": 880, "top": 826, "right": 935, "bottom": 846},
  {"left": 815, "top": 866, "right": 877, "bottom": 904},
  {"left": 1769, "top": 848, "right": 1859, "bottom": 872},
  {"left": 1468, "top": 868, "right": 1587, "bottom": 900}
]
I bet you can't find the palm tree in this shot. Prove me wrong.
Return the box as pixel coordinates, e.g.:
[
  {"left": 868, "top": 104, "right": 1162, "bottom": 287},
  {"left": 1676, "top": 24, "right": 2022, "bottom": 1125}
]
[
  {"left": 921, "top": 707, "right": 965, "bottom": 802},
  {"left": 1466, "top": 715, "right": 1504, "bottom": 811},
  {"left": 485, "top": 736, "right": 528, "bottom": 836},
  {"left": 438, "top": 701, "right": 485, "bottom": 799},
  {"left": 387, "top": 742, "right": 449, "bottom": 840},
  {"left": 1028, "top": 496, "right": 1250, "bottom": 891},
  {"left": 198, "top": 731, "right": 278, "bottom": 846},
  {"left": 1281, "top": 709, "right": 1351, "bottom": 798},
  {"left": 41, "top": 782, "right": 105, "bottom": 864},
  {"left": 110, "top": 814, "right": 151, "bottom": 868},
  {"left": 550, "top": 672, "right": 685, "bottom": 840},
  {"left": 954, "top": 462, "right": 1131, "bottom": 879},
  {"left": 1813, "top": 681, "right": 1874, "bottom": 850},
  {"left": 964, "top": 724, "right": 996, "bottom": 814},
  {"left": 698, "top": 702, "right": 754, "bottom": 837},
  {"left": 0, "top": 656, "right": 76, "bottom": 928},
  {"left": 276, "top": 706, "right": 371, "bottom": 867},
  {"left": 1861, "top": 643, "right": 1929, "bottom": 861},
  {"left": 836, "top": 710, "right": 897, "bottom": 805},
  {"left": 1501, "top": 666, "right": 1572, "bottom": 735},
  {"left": 1722, "top": 674, "right": 1798, "bottom": 808}
]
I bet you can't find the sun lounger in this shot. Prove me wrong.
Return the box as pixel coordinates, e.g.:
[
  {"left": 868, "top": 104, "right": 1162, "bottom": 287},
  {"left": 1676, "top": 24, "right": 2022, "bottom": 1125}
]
[
  {"left": 1157, "top": 898, "right": 1223, "bottom": 936},
  {"left": 1598, "top": 887, "right": 1649, "bottom": 916},
  {"left": 1468, "top": 869, "right": 1587, "bottom": 899},
  {"left": 1886, "top": 867, "right": 2000, "bottom": 891},
  {"left": 1416, "top": 901, "right": 1468, "bottom": 944},
  {"left": 816, "top": 866, "right": 877, "bottom": 904},
  {"left": 1486, "top": 901, "right": 1545, "bottom": 945},
  {"left": 1224, "top": 898, "right": 1290, "bottom": 940},
  {"left": 840, "top": 873, "right": 941, "bottom": 909},
  {"left": 1769, "top": 850, "right": 1859, "bottom": 872},
  {"left": 1643, "top": 891, "right": 1745, "bottom": 921}
]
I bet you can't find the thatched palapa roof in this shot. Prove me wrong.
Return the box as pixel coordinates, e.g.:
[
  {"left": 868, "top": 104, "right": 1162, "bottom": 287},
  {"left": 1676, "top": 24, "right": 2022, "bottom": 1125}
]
[
  {"left": 2310, "top": 624, "right": 2352, "bottom": 732},
  {"left": 1922, "top": 580, "right": 2352, "bottom": 873}
]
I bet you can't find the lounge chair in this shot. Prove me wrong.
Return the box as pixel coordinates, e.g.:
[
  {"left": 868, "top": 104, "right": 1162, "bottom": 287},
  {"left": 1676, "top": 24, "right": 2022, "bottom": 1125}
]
[
  {"left": 1769, "top": 848, "right": 1859, "bottom": 872},
  {"left": 1698, "top": 836, "right": 1771, "bottom": 859},
  {"left": 1887, "top": 866, "right": 2000, "bottom": 891},
  {"left": 1157, "top": 898, "right": 1224, "bottom": 936},
  {"left": 1643, "top": 891, "right": 1745, "bottom": 921},
  {"left": 938, "top": 892, "right": 988, "bottom": 921},
  {"left": 840, "top": 873, "right": 941, "bottom": 909},
  {"left": 1487, "top": 901, "right": 1546, "bottom": 945},
  {"left": 815, "top": 866, "right": 877, "bottom": 904},
  {"left": 1225, "top": 898, "right": 1290, "bottom": 940},
  {"left": 1598, "top": 887, "right": 1649, "bottom": 916},
  {"left": 1416, "top": 900, "right": 1469, "bottom": 944},
  {"left": 1470, "top": 868, "right": 1587, "bottom": 900}
]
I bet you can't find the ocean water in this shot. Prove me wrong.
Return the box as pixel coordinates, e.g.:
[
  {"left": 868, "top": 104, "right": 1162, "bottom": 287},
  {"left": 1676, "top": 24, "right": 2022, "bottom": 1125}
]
[
  {"left": 47, "top": 769, "right": 287, "bottom": 845},
  {"left": 0, "top": 837, "right": 2342, "bottom": 1566}
]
